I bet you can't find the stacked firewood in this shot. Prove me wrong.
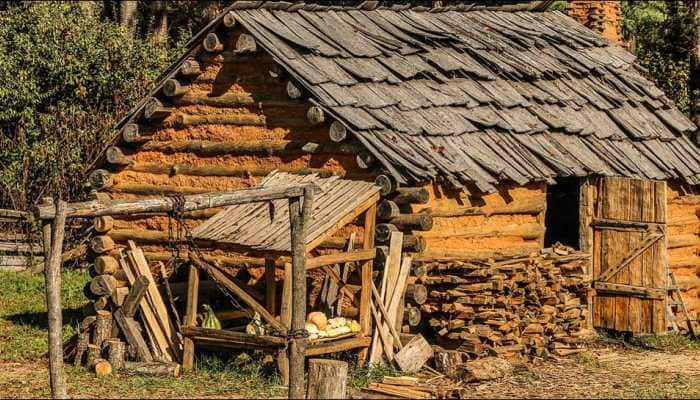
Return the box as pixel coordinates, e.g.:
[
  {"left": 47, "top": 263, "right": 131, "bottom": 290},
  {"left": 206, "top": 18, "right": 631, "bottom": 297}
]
[
  {"left": 417, "top": 244, "right": 592, "bottom": 361},
  {"left": 64, "top": 239, "right": 181, "bottom": 377}
]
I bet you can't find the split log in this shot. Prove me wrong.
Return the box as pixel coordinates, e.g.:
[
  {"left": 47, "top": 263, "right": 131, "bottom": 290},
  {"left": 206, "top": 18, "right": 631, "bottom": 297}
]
[
  {"left": 106, "top": 147, "right": 131, "bottom": 166},
  {"left": 93, "top": 216, "right": 114, "bottom": 234},
  {"left": 162, "top": 79, "right": 188, "bottom": 97},
  {"left": 235, "top": 33, "right": 257, "bottom": 54},
  {"left": 92, "top": 310, "right": 112, "bottom": 348},
  {"left": 377, "top": 200, "right": 400, "bottom": 220},
  {"left": 434, "top": 349, "right": 465, "bottom": 378},
  {"left": 403, "top": 306, "right": 421, "bottom": 327},
  {"left": 123, "top": 362, "right": 181, "bottom": 377},
  {"left": 203, "top": 32, "right": 223, "bottom": 52},
  {"left": 88, "top": 169, "right": 112, "bottom": 190},
  {"left": 175, "top": 113, "right": 265, "bottom": 127},
  {"left": 113, "top": 308, "right": 153, "bottom": 362},
  {"left": 306, "top": 359, "right": 348, "bottom": 399},
  {"left": 107, "top": 339, "right": 126, "bottom": 371},
  {"left": 307, "top": 106, "right": 325, "bottom": 125},
  {"left": 375, "top": 223, "right": 398, "bottom": 242},
  {"left": 356, "top": 151, "right": 375, "bottom": 169},
  {"left": 178, "top": 59, "right": 201, "bottom": 77},
  {"left": 392, "top": 188, "right": 429, "bottom": 205},
  {"left": 90, "top": 236, "right": 115, "bottom": 254},
  {"left": 374, "top": 174, "right": 397, "bottom": 196},
  {"left": 329, "top": 121, "right": 348, "bottom": 142},
  {"left": 122, "top": 124, "right": 150, "bottom": 144},
  {"left": 112, "top": 287, "right": 128, "bottom": 306},
  {"left": 90, "top": 275, "right": 118, "bottom": 297},
  {"left": 143, "top": 98, "right": 171, "bottom": 121},
  {"left": 122, "top": 275, "right": 150, "bottom": 318},
  {"left": 402, "top": 235, "right": 426, "bottom": 253},
  {"left": 405, "top": 284, "right": 428, "bottom": 305},
  {"left": 394, "top": 334, "right": 433, "bottom": 372},
  {"left": 389, "top": 214, "right": 433, "bottom": 231},
  {"left": 286, "top": 80, "right": 303, "bottom": 99},
  {"left": 223, "top": 11, "right": 237, "bottom": 27}
]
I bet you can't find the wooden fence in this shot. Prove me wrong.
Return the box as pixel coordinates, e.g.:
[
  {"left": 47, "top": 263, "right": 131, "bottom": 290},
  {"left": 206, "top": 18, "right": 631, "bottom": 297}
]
[{"left": 0, "top": 209, "right": 42, "bottom": 272}]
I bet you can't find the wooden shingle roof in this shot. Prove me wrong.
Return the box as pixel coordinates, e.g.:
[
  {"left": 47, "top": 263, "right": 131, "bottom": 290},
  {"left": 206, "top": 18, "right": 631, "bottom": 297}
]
[
  {"left": 110, "top": 1, "right": 700, "bottom": 193},
  {"left": 191, "top": 171, "right": 380, "bottom": 252}
]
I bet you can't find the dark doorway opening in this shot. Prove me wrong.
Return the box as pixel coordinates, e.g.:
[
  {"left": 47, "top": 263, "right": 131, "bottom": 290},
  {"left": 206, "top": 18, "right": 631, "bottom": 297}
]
[{"left": 544, "top": 179, "right": 580, "bottom": 249}]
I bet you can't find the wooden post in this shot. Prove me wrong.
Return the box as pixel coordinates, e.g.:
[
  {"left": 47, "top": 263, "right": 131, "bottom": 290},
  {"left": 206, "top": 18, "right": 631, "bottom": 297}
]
[
  {"left": 278, "top": 262, "right": 292, "bottom": 386},
  {"left": 358, "top": 203, "right": 377, "bottom": 365},
  {"left": 287, "top": 186, "right": 314, "bottom": 400},
  {"left": 265, "top": 259, "right": 276, "bottom": 314},
  {"left": 182, "top": 264, "right": 199, "bottom": 370},
  {"left": 44, "top": 199, "right": 68, "bottom": 399},
  {"left": 306, "top": 359, "right": 348, "bottom": 399}
]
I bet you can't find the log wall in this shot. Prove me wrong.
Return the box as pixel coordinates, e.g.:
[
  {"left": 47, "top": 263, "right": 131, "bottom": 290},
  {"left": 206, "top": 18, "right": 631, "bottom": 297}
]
[{"left": 667, "top": 181, "right": 700, "bottom": 320}]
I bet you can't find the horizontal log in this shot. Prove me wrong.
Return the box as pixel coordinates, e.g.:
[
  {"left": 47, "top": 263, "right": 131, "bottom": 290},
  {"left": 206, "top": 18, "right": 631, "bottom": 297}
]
[
  {"left": 143, "top": 98, "right": 171, "bottom": 121},
  {"left": 182, "top": 326, "right": 286, "bottom": 347},
  {"left": 421, "top": 197, "right": 545, "bottom": 217},
  {"left": 88, "top": 169, "right": 113, "bottom": 190},
  {"left": 392, "top": 188, "right": 429, "bottom": 205},
  {"left": 287, "top": 80, "right": 303, "bottom": 99},
  {"left": 329, "top": 121, "right": 348, "bottom": 142},
  {"left": 0, "top": 255, "right": 37, "bottom": 267},
  {"left": 307, "top": 106, "right": 325, "bottom": 125},
  {"left": 110, "top": 183, "right": 211, "bottom": 196},
  {"left": 143, "top": 250, "right": 286, "bottom": 268},
  {"left": 668, "top": 234, "right": 700, "bottom": 249},
  {"left": 389, "top": 214, "right": 433, "bottom": 231},
  {"left": 140, "top": 139, "right": 362, "bottom": 157},
  {"left": 377, "top": 200, "right": 400, "bottom": 220},
  {"left": 162, "top": 79, "right": 188, "bottom": 97},
  {"left": 591, "top": 218, "right": 654, "bottom": 231},
  {"left": 405, "top": 284, "right": 428, "bottom": 305},
  {"left": 93, "top": 216, "right": 114, "bottom": 233},
  {"left": 0, "top": 209, "right": 30, "bottom": 219},
  {"left": 269, "top": 64, "right": 285, "bottom": 81},
  {"left": 0, "top": 233, "right": 28, "bottom": 241},
  {"left": 125, "top": 162, "right": 348, "bottom": 178},
  {"left": 356, "top": 151, "right": 375, "bottom": 169},
  {"left": 223, "top": 11, "right": 237, "bottom": 28},
  {"left": 203, "top": 32, "right": 223, "bottom": 52},
  {"left": 670, "top": 194, "right": 700, "bottom": 205},
  {"left": 306, "top": 249, "right": 377, "bottom": 270},
  {"left": 375, "top": 223, "right": 398, "bottom": 242},
  {"left": 178, "top": 59, "right": 201, "bottom": 77},
  {"left": 37, "top": 185, "right": 308, "bottom": 219},
  {"left": 419, "top": 222, "right": 543, "bottom": 240},
  {"left": 0, "top": 241, "right": 42, "bottom": 254},
  {"left": 106, "top": 147, "right": 131, "bottom": 166},
  {"left": 413, "top": 243, "right": 540, "bottom": 262},
  {"left": 95, "top": 256, "right": 119, "bottom": 275},
  {"left": 305, "top": 335, "right": 370, "bottom": 356},
  {"left": 235, "top": 33, "right": 257, "bottom": 54},
  {"left": 91, "top": 236, "right": 115, "bottom": 254},
  {"left": 171, "top": 92, "right": 307, "bottom": 109},
  {"left": 593, "top": 282, "right": 665, "bottom": 299},
  {"left": 669, "top": 256, "right": 700, "bottom": 269},
  {"left": 122, "top": 124, "right": 151, "bottom": 144},
  {"left": 174, "top": 113, "right": 266, "bottom": 127},
  {"left": 123, "top": 362, "right": 181, "bottom": 377},
  {"left": 374, "top": 174, "right": 397, "bottom": 196}
]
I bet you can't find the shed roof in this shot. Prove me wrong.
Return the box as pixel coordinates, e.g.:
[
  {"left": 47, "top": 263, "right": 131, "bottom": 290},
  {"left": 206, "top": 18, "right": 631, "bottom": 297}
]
[
  {"left": 111, "top": 1, "right": 700, "bottom": 193},
  {"left": 191, "top": 171, "right": 380, "bottom": 252}
]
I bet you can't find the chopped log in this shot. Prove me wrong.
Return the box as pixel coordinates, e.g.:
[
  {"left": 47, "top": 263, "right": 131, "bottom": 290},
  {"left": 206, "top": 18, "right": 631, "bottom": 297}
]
[
  {"left": 392, "top": 188, "right": 429, "bottom": 205},
  {"left": 93, "top": 359, "right": 113, "bottom": 376},
  {"left": 389, "top": 214, "right": 433, "bottom": 231},
  {"left": 419, "top": 222, "right": 543, "bottom": 240},
  {"left": 123, "top": 361, "right": 181, "bottom": 377},
  {"left": 235, "top": 33, "right": 257, "bottom": 54},
  {"left": 93, "top": 216, "right": 114, "bottom": 234},
  {"left": 143, "top": 98, "right": 171, "bottom": 121},
  {"left": 402, "top": 235, "right": 426, "bottom": 253},
  {"left": 107, "top": 339, "right": 125, "bottom": 371},
  {"left": 405, "top": 284, "right": 428, "bottom": 305},
  {"left": 74, "top": 330, "right": 89, "bottom": 366},
  {"left": 307, "top": 106, "right": 325, "bottom": 125},
  {"left": 269, "top": 64, "right": 285, "bottom": 80},
  {"left": 377, "top": 200, "right": 400, "bottom": 220},
  {"left": 306, "top": 359, "right": 348, "bottom": 399},
  {"left": 122, "top": 123, "right": 150, "bottom": 144},
  {"left": 113, "top": 308, "right": 153, "bottom": 362},
  {"left": 356, "top": 151, "right": 375, "bottom": 169},
  {"left": 95, "top": 256, "right": 119, "bottom": 275},
  {"left": 175, "top": 113, "right": 265, "bottom": 127},
  {"left": 403, "top": 306, "right": 421, "bottom": 327},
  {"left": 90, "top": 236, "right": 115, "bottom": 254},
  {"left": 122, "top": 275, "right": 150, "bottom": 318},
  {"left": 223, "top": 11, "right": 237, "bottom": 27},
  {"left": 92, "top": 296, "right": 110, "bottom": 312},
  {"left": 434, "top": 349, "right": 465, "bottom": 377},
  {"left": 162, "top": 79, "right": 188, "bottom": 97},
  {"left": 329, "top": 121, "right": 348, "bottom": 142},
  {"left": 286, "top": 80, "right": 303, "bottom": 99},
  {"left": 88, "top": 169, "right": 112, "bottom": 190},
  {"left": 106, "top": 147, "right": 131, "bottom": 166},
  {"left": 85, "top": 344, "right": 100, "bottom": 369},
  {"left": 90, "top": 275, "right": 117, "bottom": 297},
  {"left": 92, "top": 310, "right": 112, "bottom": 348},
  {"left": 394, "top": 334, "right": 433, "bottom": 372},
  {"left": 203, "top": 32, "right": 223, "bottom": 52},
  {"left": 375, "top": 223, "right": 398, "bottom": 242},
  {"left": 112, "top": 287, "right": 128, "bottom": 306},
  {"left": 374, "top": 174, "right": 397, "bottom": 196},
  {"left": 178, "top": 59, "right": 201, "bottom": 77}
]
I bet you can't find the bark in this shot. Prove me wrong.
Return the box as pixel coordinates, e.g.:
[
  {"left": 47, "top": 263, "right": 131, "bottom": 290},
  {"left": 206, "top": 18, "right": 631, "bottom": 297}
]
[
  {"left": 119, "top": 1, "right": 139, "bottom": 38},
  {"left": 691, "top": 0, "right": 700, "bottom": 129}
]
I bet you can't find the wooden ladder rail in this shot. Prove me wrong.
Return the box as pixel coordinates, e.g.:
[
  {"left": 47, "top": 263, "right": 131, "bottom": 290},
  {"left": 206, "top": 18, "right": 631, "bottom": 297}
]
[{"left": 667, "top": 270, "right": 696, "bottom": 338}]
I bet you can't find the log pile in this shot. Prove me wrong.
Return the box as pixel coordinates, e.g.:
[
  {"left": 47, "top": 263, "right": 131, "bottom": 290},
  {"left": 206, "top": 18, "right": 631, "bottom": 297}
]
[
  {"left": 418, "top": 244, "right": 592, "bottom": 361},
  {"left": 360, "top": 372, "right": 465, "bottom": 399}
]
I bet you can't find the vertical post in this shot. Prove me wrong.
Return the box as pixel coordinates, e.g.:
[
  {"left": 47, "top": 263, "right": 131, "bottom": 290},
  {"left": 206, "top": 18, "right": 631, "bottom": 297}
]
[
  {"left": 265, "top": 258, "right": 276, "bottom": 314},
  {"left": 357, "top": 203, "right": 377, "bottom": 366},
  {"left": 44, "top": 199, "right": 68, "bottom": 399},
  {"left": 278, "top": 262, "right": 292, "bottom": 386},
  {"left": 287, "top": 187, "right": 314, "bottom": 400},
  {"left": 182, "top": 264, "right": 199, "bottom": 369}
]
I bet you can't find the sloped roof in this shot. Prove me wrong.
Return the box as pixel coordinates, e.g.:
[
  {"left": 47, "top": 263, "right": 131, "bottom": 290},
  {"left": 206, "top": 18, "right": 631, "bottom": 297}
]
[
  {"left": 191, "top": 171, "right": 380, "bottom": 252},
  {"left": 111, "top": 1, "right": 700, "bottom": 193}
]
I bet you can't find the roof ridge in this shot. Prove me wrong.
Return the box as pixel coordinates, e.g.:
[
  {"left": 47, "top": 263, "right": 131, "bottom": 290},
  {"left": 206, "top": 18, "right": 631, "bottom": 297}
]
[{"left": 228, "top": 1, "right": 555, "bottom": 13}]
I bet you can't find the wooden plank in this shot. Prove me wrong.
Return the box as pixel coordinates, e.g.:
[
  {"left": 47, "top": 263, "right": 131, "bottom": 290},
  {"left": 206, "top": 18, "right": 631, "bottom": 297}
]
[
  {"left": 368, "top": 254, "right": 391, "bottom": 365},
  {"left": 385, "top": 254, "right": 411, "bottom": 359},
  {"left": 0, "top": 255, "right": 36, "bottom": 267},
  {"left": 653, "top": 180, "right": 667, "bottom": 333},
  {"left": 265, "top": 259, "right": 276, "bottom": 314},
  {"left": 336, "top": 233, "right": 356, "bottom": 317},
  {"left": 113, "top": 309, "right": 154, "bottom": 362},
  {"left": 0, "top": 241, "right": 43, "bottom": 254},
  {"left": 182, "top": 264, "right": 199, "bottom": 369},
  {"left": 306, "top": 249, "right": 376, "bottom": 269},
  {"left": 305, "top": 192, "right": 380, "bottom": 252},
  {"left": 181, "top": 326, "right": 285, "bottom": 347},
  {"left": 593, "top": 281, "right": 665, "bottom": 299},
  {"left": 591, "top": 217, "right": 653, "bottom": 231},
  {"left": 598, "top": 233, "right": 663, "bottom": 283},
  {"left": 305, "top": 336, "right": 370, "bottom": 357},
  {"left": 358, "top": 203, "right": 376, "bottom": 366}
]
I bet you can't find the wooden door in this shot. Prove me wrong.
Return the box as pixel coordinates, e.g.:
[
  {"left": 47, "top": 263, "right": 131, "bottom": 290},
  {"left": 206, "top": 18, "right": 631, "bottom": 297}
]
[{"left": 587, "top": 177, "right": 667, "bottom": 333}]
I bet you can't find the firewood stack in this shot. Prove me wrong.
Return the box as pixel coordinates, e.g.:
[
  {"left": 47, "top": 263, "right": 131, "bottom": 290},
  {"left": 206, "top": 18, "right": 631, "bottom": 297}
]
[{"left": 417, "top": 244, "right": 592, "bottom": 361}]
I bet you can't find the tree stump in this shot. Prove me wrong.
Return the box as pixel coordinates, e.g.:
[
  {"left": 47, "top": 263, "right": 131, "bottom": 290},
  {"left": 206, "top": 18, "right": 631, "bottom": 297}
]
[
  {"left": 85, "top": 344, "right": 101, "bottom": 368},
  {"left": 107, "top": 339, "right": 126, "bottom": 371},
  {"left": 123, "top": 362, "right": 181, "bottom": 377},
  {"left": 92, "top": 310, "right": 112, "bottom": 348},
  {"left": 306, "top": 359, "right": 348, "bottom": 399}
]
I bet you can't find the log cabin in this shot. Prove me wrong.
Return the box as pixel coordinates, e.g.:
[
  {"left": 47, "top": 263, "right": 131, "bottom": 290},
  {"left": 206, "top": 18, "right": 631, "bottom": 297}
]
[{"left": 87, "top": 1, "right": 700, "bottom": 342}]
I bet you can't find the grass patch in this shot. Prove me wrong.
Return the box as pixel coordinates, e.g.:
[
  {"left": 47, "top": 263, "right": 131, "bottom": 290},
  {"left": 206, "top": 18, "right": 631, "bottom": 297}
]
[
  {"left": 349, "top": 363, "right": 408, "bottom": 392},
  {"left": 573, "top": 351, "right": 606, "bottom": 369},
  {"left": 0, "top": 270, "right": 89, "bottom": 361},
  {"left": 630, "top": 332, "right": 700, "bottom": 353}
]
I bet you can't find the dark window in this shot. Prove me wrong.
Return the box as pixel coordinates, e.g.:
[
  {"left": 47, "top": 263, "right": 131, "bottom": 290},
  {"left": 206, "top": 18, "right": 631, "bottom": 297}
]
[{"left": 544, "top": 179, "right": 580, "bottom": 249}]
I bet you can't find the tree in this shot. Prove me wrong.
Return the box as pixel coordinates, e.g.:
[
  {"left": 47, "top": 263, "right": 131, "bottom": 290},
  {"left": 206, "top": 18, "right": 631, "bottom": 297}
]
[{"left": 690, "top": 0, "right": 700, "bottom": 127}]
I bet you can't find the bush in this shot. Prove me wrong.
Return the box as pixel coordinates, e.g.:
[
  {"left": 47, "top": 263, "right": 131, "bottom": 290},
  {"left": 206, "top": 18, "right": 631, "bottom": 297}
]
[{"left": 0, "top": 2, "right": 173, "bottom": 209}]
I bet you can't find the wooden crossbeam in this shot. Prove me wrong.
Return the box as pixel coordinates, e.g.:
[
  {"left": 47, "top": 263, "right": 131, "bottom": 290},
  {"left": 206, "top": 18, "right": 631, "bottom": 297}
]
[
  {"left": 598, "top": 233, "right": 663, "bottom": 283},
  {"left": 306, "top": 249, "right": 376, "bottom": 269},
  {"left": 593, "top": 282, "right": 665, "bottom": 299}
]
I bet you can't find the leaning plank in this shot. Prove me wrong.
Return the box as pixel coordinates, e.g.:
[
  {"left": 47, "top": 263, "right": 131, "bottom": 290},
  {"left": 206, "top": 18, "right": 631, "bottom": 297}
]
[
  {"left": 306, "top": 249, "right": 376, "bottom": 269},
  {"left": 36, "top": 185, "right": 309, "bottom": 220},
  {"left": 113, "top": 309, "right": 154, "bottom": 362},
  {"left": 190, "top": 255, "right": 285, "bottom": 331},
  {"left": 394, "top": 334, "right": 433, "bottom": 373}
]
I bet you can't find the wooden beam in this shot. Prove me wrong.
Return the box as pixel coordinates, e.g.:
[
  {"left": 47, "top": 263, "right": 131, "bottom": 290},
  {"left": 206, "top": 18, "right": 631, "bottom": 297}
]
[
  {"left": 36, "top": 185, "right": 309, "bottom": 220},
  {"left": 593, "top": 282, "right": 665, "bottom": 300},
  {"left": 305, "top": 192, "right": 380, "bottom": 252},
  {"left": 182, "top": 264, "right": 199, "bottom": 370},
  {"left": 358, "top": 203, "right": 377, "bottom": 366},
  {"left": 597, "top": 233, "right": 663, "bottom": 283},
  {"left": 306, "top": 249, "right": 376, "bottom": 270},
  {"left": 305, "top": 336, "right": 371, "bottom": 357},
  {"left": 181, "top": 326, "right": 286, "bottom": 347}
]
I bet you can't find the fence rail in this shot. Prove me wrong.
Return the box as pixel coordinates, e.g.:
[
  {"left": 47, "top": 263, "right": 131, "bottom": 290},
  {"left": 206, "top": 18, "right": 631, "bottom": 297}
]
[{"left": 0, "top": 208, "right": 41, "bottom": 271}]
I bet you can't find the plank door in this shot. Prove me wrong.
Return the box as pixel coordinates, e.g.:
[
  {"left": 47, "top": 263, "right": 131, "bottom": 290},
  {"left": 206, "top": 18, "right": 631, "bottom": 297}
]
[{"left": 589, "top": 177, "right": 667, "bottom": 333}]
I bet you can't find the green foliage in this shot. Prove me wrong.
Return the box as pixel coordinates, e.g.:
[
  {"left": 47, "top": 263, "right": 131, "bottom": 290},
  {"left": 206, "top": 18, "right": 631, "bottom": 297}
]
[
  {"left": 0, "top": 2, "right": 173, "bottom": 209},
  {"left": 622, "top": 1, "right": 695, "bottom": 115}
]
